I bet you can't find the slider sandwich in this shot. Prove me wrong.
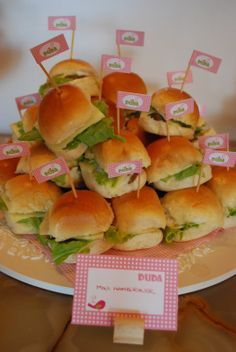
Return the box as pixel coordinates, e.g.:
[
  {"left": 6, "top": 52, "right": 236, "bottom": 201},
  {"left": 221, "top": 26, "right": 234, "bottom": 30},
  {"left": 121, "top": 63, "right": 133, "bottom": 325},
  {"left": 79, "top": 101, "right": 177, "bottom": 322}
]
[
  {"left": 207, "top": 166, "right": 236, "bottom": 228},
  {"left": 39, "top": 190, "right": 114, "bottom": 263},
  {"left": 139, "top": 87, "right": 199, "bottom": 139},
  {"left": 39, "top": 58, "right": 100, "bottom": 98},
  {"left": 0, "top": 174, "right": 62, "bottom": 234},
  {"left": 38, "top": 85, "right": 121, "bottom": 166},
  {"left": 0, "top": 157, "right": 19, "bottom": 193},
  {"left": 79, "top": 131, "right": 151, "bottom": 198},
  {"left": 106, "top": 186, "right": 166, "bottom": 250},
  {"left": 146, "top": 136, "right": 212, "bottom": 191},
  {"left": 11, "top": 105, "right": 42, "bottom": 144},
  {"left": 15, "top": 144, "right": 82, "bottom": 188},
  {"left": 161, "top": 186, "right": 224, "bottom": 242}
]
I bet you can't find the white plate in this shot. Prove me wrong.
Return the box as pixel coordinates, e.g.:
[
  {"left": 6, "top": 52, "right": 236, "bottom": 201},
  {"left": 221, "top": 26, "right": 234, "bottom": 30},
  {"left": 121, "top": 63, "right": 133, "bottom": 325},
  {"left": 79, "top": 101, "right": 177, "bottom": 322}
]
[{"left": 0, "top": 224, "right": 236, "bottom": 295}]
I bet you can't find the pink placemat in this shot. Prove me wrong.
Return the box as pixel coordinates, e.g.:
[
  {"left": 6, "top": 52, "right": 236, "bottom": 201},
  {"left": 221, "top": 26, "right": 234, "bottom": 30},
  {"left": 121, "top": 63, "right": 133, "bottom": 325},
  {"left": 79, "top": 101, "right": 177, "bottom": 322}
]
[{"left": 24, "top": 228, "right": 223, "bottom": 286}]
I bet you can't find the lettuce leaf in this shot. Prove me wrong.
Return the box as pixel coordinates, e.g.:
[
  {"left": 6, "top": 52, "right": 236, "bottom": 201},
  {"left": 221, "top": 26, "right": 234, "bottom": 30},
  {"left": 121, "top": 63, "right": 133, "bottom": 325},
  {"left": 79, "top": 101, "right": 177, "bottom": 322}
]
[
  {"left": 37, "top": 235, "right": 90, "bottom": 264},
  {"left": 164, "top": 222, "right": 200, "bottom": 243},
  {"left": 18, "top": 127, "right": 43, "bottom": 141},
  {"left": 39, "top": 74, "right": 83, "bottom": 96},
  {"left": 227, "top": 207, "right": 236, "bottom": 217},
  {"left": 64, "top": 118, "right": 125, "bottom": 150},
  {"left": 85, "top": 159, "right": 119, "bottom": 187},
  {"left": 17, "top": 216, "right": 44, "bottom": 232},
  {"left": 0, "top": 197, "right": 8, "bottom": 211},
  {"left": 104, "top": 226, "right": 135, "bottom": 244},
  {"left": 92, "top": 100, "right": 109, "bottom": 116},
  {"left": 51, "top": 174, "right": 66, "bottom": 187},
  {"left": 171, "top": 119, "right": 192, "bottom": 128},
  {"left": 160, "top": 163, "right": 201, "bottom": 183}
]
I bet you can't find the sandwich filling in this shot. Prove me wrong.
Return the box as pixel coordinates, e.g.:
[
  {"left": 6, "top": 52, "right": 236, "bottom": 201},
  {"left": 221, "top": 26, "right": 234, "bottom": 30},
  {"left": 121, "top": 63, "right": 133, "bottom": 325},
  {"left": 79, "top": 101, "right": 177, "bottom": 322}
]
[{"left": 164, "top": 222, "right": 200, "bottom": 243}]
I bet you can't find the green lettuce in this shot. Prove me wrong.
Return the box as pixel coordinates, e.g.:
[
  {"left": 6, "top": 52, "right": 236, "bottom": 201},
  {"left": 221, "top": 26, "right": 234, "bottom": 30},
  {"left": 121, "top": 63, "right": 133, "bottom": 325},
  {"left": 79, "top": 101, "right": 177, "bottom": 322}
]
[
  {"left": 37, "top": 235, "right": 90, "bottom": 264},
  {"left": 15, "top": 121, "right": 43, "bottom": 141},
  {"left": 104, "top": 226, "right": 135, "bottom": 244},
  {"left": 160, "top": 163, "right": 201, "bottom": 183},
  {"left": 92, "top": 100, "right": 109, "bottom": 115},
  {"left": 171, "top": 119, "right": 192, "bottom": 128},
  {"left": 227, "top": 208, "right": 236, "bottom": 217},
  {"left": 194, "top": 123, "right": 207, "bottom": 139},
  {"left": 85, "top": 159, "right": 119, "bottom": 187},
  {"left": 51, "top": 174, "right": 66, "bottom": 187},
  {"left": 17, "top": 216, "right": 44, "bottom": 232},
  {"left": 39, "top": 74, "right": 83, "bottom": 96},
  {"left": 164, "top": 222, "right": 200, "bottom": 243},
  {"left": 0, "top": 197, "right": 8, "bottom": 211},
  {"left": 64, "top": 118, "right": 125, "bottom": 150}
]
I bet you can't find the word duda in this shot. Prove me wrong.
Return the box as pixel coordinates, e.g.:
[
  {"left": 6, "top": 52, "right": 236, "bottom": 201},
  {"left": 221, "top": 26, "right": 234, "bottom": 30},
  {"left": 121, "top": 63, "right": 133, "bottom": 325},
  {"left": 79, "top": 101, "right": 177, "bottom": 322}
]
[{"left": 138, "top": 273, "right": 163, "bottom": 282}]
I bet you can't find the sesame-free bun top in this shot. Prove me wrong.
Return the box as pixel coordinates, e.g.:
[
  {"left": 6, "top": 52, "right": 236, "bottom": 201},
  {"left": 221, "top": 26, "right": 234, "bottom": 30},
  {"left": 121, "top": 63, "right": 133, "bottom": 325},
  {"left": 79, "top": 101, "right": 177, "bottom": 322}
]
[
  {"left": 102, "top": 72, "right": 147, "bottom": 105},
  {"left": 161, "top": 186, "right": 224, "bottom": 241},
  {"left": 38, "top": 85, "right": 95, "bottom": 145},
  {"left": 207, "top": 166, "right": 236, "bottom": 210},
  {"left": 3, "top": 174, "right": 62, "bottom": 214},
  {"left": 91, "top": 130, "right": 151, "bottom": 171},
  {"left": 40, "top": 190, "right": 114, "bottom": 241},
  {"left": 146, "top": 136, "right": 202, "bottom": 182},
  {"left": 0, "top": 158, "right": 19, "bottom": 185},
  {"left": 16, "top": 143, "right": 56, "bottom": 174},
  {"left": 22, "top": 105, "right": 39, "bottom": 132},
  {"left": 112, "top": 186, "right": 166, "bottom": 234},
  {"left": 49, "top": 58, "right": 98, "bottom": 78}
]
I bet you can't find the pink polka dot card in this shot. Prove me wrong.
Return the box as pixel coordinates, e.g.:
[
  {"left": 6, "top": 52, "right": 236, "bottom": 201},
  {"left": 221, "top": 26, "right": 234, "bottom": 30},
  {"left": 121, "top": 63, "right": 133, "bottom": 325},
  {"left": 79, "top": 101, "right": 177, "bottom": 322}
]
[{"left": 72, "top": 255, "right": 178, "bottom": 331}]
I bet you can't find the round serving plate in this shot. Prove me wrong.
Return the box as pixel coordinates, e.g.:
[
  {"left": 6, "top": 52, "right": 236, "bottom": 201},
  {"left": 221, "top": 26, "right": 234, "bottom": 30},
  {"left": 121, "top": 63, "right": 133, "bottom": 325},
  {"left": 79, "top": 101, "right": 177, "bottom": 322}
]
[{"left": 0, "top": 224, "right": 235, "bottom": 295}]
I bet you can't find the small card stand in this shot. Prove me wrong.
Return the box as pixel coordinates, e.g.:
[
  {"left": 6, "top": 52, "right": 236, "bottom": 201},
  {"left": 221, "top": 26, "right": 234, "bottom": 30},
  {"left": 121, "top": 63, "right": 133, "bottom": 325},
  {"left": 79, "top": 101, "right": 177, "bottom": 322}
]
[{"left": 113, "top": 316, "right": 145, "bottom": 345}]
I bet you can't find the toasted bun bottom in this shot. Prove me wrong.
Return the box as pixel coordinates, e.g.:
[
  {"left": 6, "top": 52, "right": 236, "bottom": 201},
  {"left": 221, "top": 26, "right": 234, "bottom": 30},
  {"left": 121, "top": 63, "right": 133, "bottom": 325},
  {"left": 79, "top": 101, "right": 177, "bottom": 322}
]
[
  {"left": 113, "top": 230, "right": 163, "bottom": 251},
  {"left": 80, "top": 161, "right": 147, "bottom": 198},
  {"left": 63, "top": 238, "right": 113, "bottom": 263},
  {"left": 152, "top": 164, "right": 212, "bottom": 191},
  {"left": 139, "top": 113, "right": 194, "bottom": 139}
]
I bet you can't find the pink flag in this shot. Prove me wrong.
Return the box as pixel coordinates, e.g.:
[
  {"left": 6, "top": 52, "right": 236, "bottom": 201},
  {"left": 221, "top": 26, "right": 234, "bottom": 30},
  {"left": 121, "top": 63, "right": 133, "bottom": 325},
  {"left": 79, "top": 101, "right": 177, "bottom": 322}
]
[
  {"left": 48, "top": 16, "right": 76, "bottom": 30},
  {"left": 198, "top": 133, "right": 229, "bottom": 150},
  {"left": 117, "top": 91, "right": 151, "bottom": 112},
  {"left": 189, "top": 50, "right": 222, "bottom": 73},
  {"left": 167, "top": 70, "right": 193, "bottom": 86},
  {"left": 108, "top": 160, "right": 142, "bottom": 178},
  {"left": 116, "top": 29, "right": 144, "bottom": 46},
  {"left": 0, "top": 142, "right": 30, "bottom": 160},
  {"left": 15, "top": 93, "right": 41, "bottom": 111},
  {"left": 165, "top": 98, "right": 194, "bottom": 120},
  {"left": 203, "top": 149, "right": 235, "bottom": 168},
  {"left": 30, "top": 34, "right": 69, "bottom": 63},
  {"left": 32, "top": 157, "right": 70, "bottom": 183},
  {"left": 101, "top": 55, "right": 131, "bottom": 73}
]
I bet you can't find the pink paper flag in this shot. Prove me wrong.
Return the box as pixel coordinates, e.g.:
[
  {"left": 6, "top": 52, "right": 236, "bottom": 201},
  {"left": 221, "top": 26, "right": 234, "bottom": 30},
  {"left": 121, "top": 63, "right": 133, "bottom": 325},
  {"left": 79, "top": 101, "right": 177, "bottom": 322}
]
[
  {"left": 72, "top": 255, "right": 178, "bottom": 331},
  {"left": 167, "top": 70, "right": 193, "bottom": 86},
  {"left": 117, "top": 91, "right": 151, "bottom": 112},
  {"left": 108, "top": 160, "right": 142, "bottom": 178},
  {"left": 198, "top": 133, "right": 229, "bottom": 150},
  {"left": 101, "top": 55, "right": 131, "bottom": 73},
  {"left": 116, "top": 29, "right": 144, "bottom": 46},
  {"left": 48, "top": 16, "right": 76, "bottom": 30},
  {"left": 189, "top": 50, "right": 222, "bottom": 73},
  {"left": 203, "top": 149, "right": 235, "bottom": 167},
  {"left": 30, "top": 34, "right": 69, "bottom": 63},
  {"left": 32, "top": 157, "right": 70, "bottom": 183},
  {"left": 0, "top": 142, "right": 30, "bottom": 160},
  {"left": 165, "top": 98, "right": 194, "bottom": 120},
  {"left": 15, "top": 93, "right": 41, "bottom": 111}
]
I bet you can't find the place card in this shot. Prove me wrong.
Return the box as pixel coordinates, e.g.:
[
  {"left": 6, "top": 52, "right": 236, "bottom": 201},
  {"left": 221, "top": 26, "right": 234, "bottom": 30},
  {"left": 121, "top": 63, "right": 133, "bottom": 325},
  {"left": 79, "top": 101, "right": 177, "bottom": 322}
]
[{"left": 72, "top": 255, "right": 178, "bottom": 331}]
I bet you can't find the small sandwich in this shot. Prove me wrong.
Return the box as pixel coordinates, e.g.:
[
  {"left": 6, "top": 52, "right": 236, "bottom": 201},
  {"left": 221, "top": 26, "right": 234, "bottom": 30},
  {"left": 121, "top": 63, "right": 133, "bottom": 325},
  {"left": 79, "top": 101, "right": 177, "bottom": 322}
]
[
  {"left": 79, "top": 131, "right": 151, "bottom": 198},
  {"left": 102, "top": 71, "right": 147, "bottom": 124},
  {"left": 39, "top": 190, "right": 114, "bottom": 264},
  {"left": 206, "top": 166, "right": 236, "bottom": 228},
  {"left": 15, "top": 143, "right": 82, "bottom": 188},
  {"left": 139, "top": 87, "right": 199, "bottom": 139},
  {"left": 161, "top": 185, "right": 224, "bottom": 242},
  {"left": 0, "top": 157, "right": 19, "bottom": 194},
  {"left": 10, "top": 105, "right": 42, "bottom": 144},
  {"left": 39, "top": 58, "right": 100, "bottom": 98},
  {"left": 38, "top": 85, "right": 120, "bottom": 165},
  {"left": 106, "top": 186, "right": 166, "bottom": 250},
  {"left": 0, "top": 174, "right": 62, "bottom": 234},
  {"left": 146, "top": 136, "right": 212, "bottom": 191}
]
